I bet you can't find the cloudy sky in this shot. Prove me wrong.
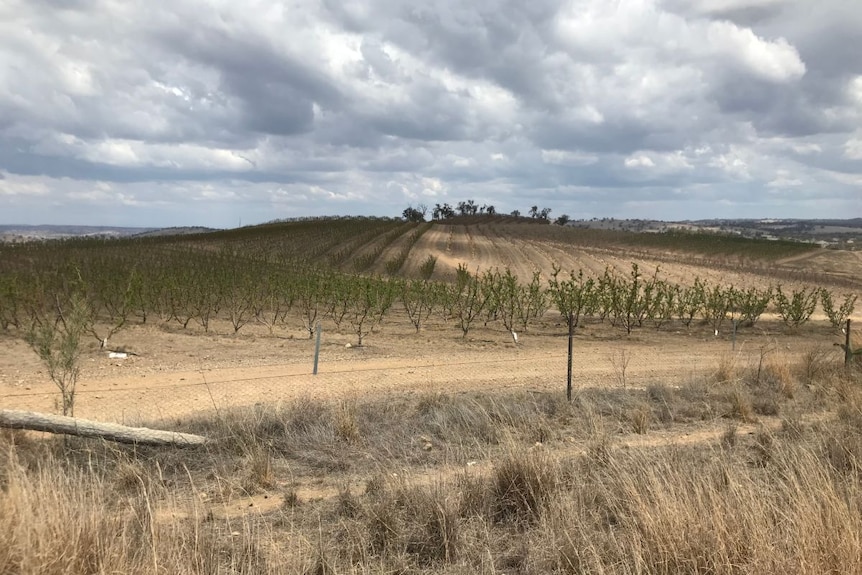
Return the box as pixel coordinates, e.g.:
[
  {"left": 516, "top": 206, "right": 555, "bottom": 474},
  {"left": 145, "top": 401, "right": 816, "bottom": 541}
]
[{"left": 1, "top": 0, "right": 860, "bottom": 228}]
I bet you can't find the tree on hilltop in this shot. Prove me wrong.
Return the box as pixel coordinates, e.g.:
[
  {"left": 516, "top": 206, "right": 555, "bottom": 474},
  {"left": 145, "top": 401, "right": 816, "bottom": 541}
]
[{"left": 402, "top": 205, "right": 427, "bottom": 222}]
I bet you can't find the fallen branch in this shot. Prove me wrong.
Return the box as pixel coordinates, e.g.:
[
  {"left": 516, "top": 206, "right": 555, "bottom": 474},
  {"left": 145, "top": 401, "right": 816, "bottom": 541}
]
[{"left": 0, "top": 409, "right": 208, "bottom": 447}]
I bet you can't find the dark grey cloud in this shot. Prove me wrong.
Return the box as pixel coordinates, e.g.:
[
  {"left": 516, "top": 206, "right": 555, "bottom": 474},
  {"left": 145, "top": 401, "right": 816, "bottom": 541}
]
[{"left": 0, "top": 0, "right": 860, "bottom": 227}]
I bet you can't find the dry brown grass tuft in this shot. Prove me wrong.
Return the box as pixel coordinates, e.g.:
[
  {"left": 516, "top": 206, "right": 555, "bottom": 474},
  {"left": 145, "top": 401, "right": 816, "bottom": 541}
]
[
  {"left": 726, "top": 388, "right": 757, "bottom": 422},
  {"left": 628, "top": 403, "right": 653, "bottom": 434},
  {"left": 713, "top": 352, "right": 740, "bottom": 384},
  {"left": 761, "top": 355, "right": 797, "bottom": 399},
  {"left": 797, "top": 345, "right": 839, "bottom": 385},
  {"left": 0, "top": 447, "right": 274, "bottom": 574},
  {"left": 490, "top": 450, "right": 558, "bottom": 525}
]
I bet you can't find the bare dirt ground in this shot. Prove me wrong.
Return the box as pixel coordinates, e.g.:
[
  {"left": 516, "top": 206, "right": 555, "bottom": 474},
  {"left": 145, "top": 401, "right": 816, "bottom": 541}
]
[{"left": 0, "top": 313, "right": 853, "bottom": 425}]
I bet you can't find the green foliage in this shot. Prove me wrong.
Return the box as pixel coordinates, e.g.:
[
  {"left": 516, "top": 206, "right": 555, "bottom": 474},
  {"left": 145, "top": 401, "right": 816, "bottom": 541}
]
[
  {"left": 401, "top": 280, "right": 441, "bottom": 333},
  {"left": 518, "top": 271, "right": 548, "bottom": 332},
  {"left": 547, "top": 265, "right": 596, "bottom": 330},
  {"left": 0, "top": 273, "right": 21, "bottom": 331},
  {"left": 600, "top": 228, "right": 817, "bottom": 260},
  {"left": 449, "top": 267, "right": 489, "bottom": 338},
  {"left": 402, "top": 206, "right": 426, "bottom": 222},
  {"left": 353, "top": 224, "right": 414, "bottom": 273},
  {"left": 26, "top": 292, "right": 91, "bottom": 416},
  {"left": 774, "top": 285, "right": 820, "bottom": 329},
  {"left": 483, "top": 268, "right": 546, "bottom": 340},
  {"left": 596, "top": 267, "right": 621, "bottom": 325},
  {"left": 0, "top": 217, "right": 848, "bottom": 359},
  {"left": 617, "top": 264, "right": 659, "bottom": 334},
  {"left": 454, "top": 263, "right": 471, "bottom": 290},
  {"left": 648, "top": 280, "right": 677, "bottom": 329},
  {"left": 737, "top": 286, "right": 773, "bottom": 327},
  {"left": 325, "top": 273, "right": 355, "bottom": 329},
  {"left": 296, "top": 272, "right": 327, "bottom": 338},
  {"left": 418, "top": 255, "right": 437, "bottom": 281},
  {"left": 702, "top": 283, "right": 734, "bottom": 332},
  {"left": 821, "top": 290, "right": 857, "bottom": 330},
  {"left": 675, "top": 279, "right": 705, "bottom": 327},
  {"left": 253, "top": 271, "right": 295, "bottom": 335},
  {"left": 346, "top": 276, "right": 398, "bottom": 346}
]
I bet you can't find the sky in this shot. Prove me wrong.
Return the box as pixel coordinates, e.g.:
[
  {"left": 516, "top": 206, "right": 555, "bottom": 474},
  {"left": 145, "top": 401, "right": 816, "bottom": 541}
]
[{"left": 0, "top": 0, "right": 861, "bottom": 228}]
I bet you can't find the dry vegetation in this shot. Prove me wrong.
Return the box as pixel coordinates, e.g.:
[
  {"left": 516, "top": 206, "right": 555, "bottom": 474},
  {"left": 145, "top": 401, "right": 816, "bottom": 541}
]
[{"left": 3, "top": 354, "right": 862, "bottom": 574}]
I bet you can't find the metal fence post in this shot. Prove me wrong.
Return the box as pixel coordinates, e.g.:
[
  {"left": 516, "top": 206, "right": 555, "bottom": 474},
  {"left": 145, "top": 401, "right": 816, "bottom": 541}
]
[
  {"left": 567, "top": 312, "right": 574, "bottom": 401},
  {"left": 732, "top": 319, "right": 738, "bottom": 351},
  {"left": 313, "top": 322, "right": 322, "bottom": 375},
  {"left": 846, "top": 319, "right": 852, "bottom": 368}
]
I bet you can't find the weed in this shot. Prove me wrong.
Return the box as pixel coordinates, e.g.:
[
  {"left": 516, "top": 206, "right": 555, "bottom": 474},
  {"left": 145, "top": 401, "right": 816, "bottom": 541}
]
[
  {"left": 610, "top": 348, "right": 631, "bottom": 389},
  {"left": 331, "top": 488, "right": 357, "bottom": 519},
  {"left": 727, "top": 388, "right": 756, "bottom": 422},
  {"left": 402, "top": 486, "right": 460, "bottom": 564},
  {"left": 418, "top": 254, "right": 437, "bottom": 280},
  {"left": 721, "top": 423, "right": 738, "bottom": 448},
  {"left": 490, "top": 451, "right": 557, "bottom": 525},
  {"left": 629, "top": 404, "right": 652, "bottom": 434},
  {"left": 714, "top": 353, "right": 739, "bottom": 384},
  {"left": 752, "top": 393, "right": 781, "bottom": 416},
  {"left": 334, "top": 401, "right": 360, "bottom": 444},
  {"left": 241, "top": 446, "right": 275, "bottom": 493},
  {"left": 283, "top": 489, "right": 301, "bottom": 509},
  {"left": 798, "top": 346, "right": 836, "bottom": 385},
  {"left": 751, "top": 427, "right": 775, "bottom": 466}
]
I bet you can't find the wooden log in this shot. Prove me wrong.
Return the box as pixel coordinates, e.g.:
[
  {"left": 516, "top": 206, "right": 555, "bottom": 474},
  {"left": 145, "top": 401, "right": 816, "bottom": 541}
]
[{"left": 0, "top": 409, "right": 208, "bottom": 447}]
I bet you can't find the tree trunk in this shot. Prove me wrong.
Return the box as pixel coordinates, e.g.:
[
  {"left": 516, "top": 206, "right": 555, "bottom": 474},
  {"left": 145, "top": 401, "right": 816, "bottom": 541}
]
[{"left": 0, "top": 409, "right": 208, "bottom": 447}]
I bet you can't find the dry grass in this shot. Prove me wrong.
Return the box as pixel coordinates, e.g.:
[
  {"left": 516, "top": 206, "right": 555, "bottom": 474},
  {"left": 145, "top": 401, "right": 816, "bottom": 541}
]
[{"left": 2, "top": 357, "right": 862, "bottom": 574}]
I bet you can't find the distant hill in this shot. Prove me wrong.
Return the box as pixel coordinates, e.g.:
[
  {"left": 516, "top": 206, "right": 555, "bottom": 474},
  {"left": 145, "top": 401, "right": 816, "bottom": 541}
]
[
  {"left": 569, "top": 218, "right": 861, "bottom": 248},
  {"left": 131, "top": 226, "right": 219, "bottom": 238},
  {"left": 0, "top": 225, "right": 219, "bottom": 242}
]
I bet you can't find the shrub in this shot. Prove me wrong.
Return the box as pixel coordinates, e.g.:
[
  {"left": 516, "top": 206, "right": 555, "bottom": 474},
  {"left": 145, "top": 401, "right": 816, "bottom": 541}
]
[
  {"left": 774, "top": 285, "right": 819, "bottom": 329},
  {"left": 821, "top": 290, "right": 857, "bottom": 330}
]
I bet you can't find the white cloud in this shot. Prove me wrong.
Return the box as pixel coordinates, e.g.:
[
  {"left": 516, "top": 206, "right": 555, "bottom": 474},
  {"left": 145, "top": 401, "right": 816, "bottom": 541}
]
[
  {"left": 0, "top": 172, "right": 51, "bottom": 197},
  {"left": 709, "top": 149, "right": 753, "bottom": 180},
  {"left": 844, "top": 138, "right": 862, "bottom": 160},
  {"left": 541, "top": 149, "right": 598, "bottom": 166},
  {"left": 792, "top": 143, "right": 822, "bottom": 155},
  {"left": 0, "top": 0, "right": 858, "bottom": 226},
  {"left": 767, "top": 171, "right": 803, "bottom": 188},
  {"left": 625, "top": 155, "right": 656, "bottom": 169},
  {"left": 706, "top": 21, "right": 805, "bottom": 82}
]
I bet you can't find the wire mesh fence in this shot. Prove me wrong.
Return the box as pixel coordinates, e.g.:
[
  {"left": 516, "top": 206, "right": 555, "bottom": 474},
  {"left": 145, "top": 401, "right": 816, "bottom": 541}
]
[{"left": 3, "top": 327, "right": 851, "bottom": 430}]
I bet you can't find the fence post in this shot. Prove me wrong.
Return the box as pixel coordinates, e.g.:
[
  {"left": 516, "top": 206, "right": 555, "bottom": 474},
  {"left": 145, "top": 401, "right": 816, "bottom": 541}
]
[
  {"left": 732, "top": 319, "right": 738, "bottom": 351},
  {"left": 846, "top": 319, "right": 852, "bottom": 368},
  {"left": 566, "top": 312, "right": 574, "bottom": 401},
  {"left": 313, "top": 322, "right": 322, "bottom": 375}
]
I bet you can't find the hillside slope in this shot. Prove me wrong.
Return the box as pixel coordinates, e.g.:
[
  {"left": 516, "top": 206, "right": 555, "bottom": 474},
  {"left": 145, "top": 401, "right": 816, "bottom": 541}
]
[{"left": 384, "top": 220, "right": 860, "bottom": 291}]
